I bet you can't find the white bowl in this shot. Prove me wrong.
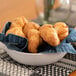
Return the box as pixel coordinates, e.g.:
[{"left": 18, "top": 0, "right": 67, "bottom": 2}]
[{"left": 0, "top": 42, "right": 66, "bottom": 65}]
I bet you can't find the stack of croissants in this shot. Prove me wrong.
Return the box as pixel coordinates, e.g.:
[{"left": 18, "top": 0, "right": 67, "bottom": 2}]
[{"left": 6, "top": 16, "right": 69, "bottom": 53}]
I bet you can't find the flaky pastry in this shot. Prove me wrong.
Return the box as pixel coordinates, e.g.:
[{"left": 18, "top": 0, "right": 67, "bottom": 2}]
[
  {"left": 23, "top": 22, "right": 40, "bottom": 37},
  {"left": 27, "top": 29, "right": 40, "bottom": 53},
  {"left": 6, "top": 27, "right": 25, "bottom": 38},
  {"left": 10, "top": 16, "right": 28, "bottom": 28},
  {"left": 39, "top": 24, "right": 60, "bottom": 46},
  {"left": 54, "top": 22, "right": 69, "bottom": 41}
]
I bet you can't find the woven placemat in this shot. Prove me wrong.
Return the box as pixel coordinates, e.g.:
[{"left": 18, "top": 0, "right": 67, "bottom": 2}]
[{"left": 0, "top": 50, "right": 76, "bottom": 76}]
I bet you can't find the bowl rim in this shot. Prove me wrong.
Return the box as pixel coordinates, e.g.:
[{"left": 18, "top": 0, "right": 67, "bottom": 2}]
[
  {"left": 7, "top": 48, "right": 67, "bottom": 56},
  {"left": 0, "top": 42, "right": 67, "bottom": 56}
]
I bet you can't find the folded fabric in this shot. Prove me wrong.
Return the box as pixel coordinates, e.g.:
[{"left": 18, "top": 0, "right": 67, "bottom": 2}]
[
  {"left": 0, "top": 22, "right": 28, "bottom": 52},
  {"left": 56, "top": 43, "right": 76, "bottom": 54},
  {"left": 67, "top": 28, "right": 76, "bottom": 42},
  {"left": 0, "top": 22, "right": 76, "bottom": 54},
  {"left": 0, "top": 33, "right": 7, "bottom": 42},
  {"left": 2, "top": 22, "right": 11, "bottom": 34},
  {"left": 38, "top": 42, "right": 56, "bottom": 53}
]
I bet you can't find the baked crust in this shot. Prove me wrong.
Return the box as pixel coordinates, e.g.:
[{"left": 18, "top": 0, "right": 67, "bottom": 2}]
[
  {"left": 27, "top": 29, "right": 40, "bottom": 53},
  {"left": 23, "top": 22, "right": 40, "bottom": 37},
  {"left": 6, "top": 27, "right": 25, "bottom": 38},
  {"left": 54, "top": 22, "right": 69, "bottom": 41},
  {"left": 39, "top": 24, "right": 60, "bottom": 46}
]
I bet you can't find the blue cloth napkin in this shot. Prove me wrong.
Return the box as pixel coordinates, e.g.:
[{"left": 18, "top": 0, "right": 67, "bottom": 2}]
[
  {"left": 0, "top": 22, "right": 76, "bottom": 54},
  {"left": 0, "top": 22, "right": 28, "bottom": 52}
]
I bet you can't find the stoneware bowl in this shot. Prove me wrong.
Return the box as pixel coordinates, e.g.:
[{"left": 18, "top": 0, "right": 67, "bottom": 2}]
[{"left": 0, "top": 42, "right": 66, "bottom": 65}]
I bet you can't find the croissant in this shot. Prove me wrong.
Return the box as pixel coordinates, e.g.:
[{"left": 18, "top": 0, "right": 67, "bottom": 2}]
[
  {"left": 6, "top": 27, "right": 25, "bottom": 38},
  {"left": 23, "top": 22, "right": 40, "bottom": 37},
  {"left": 27, "top": 29, "right": 40, "bottom": 53},
  {"left": 54, "top": 22, "right": 69, "bottom": 41},
  {"left": 10, "top": 16, "right": 28, "bottom": 28},
  {"left": 39, "top": 24, "right": 60, "bottom": 46}
]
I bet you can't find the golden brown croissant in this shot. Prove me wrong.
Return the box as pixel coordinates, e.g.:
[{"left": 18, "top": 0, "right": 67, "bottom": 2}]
[
  {"left": 27, "top": 29, "right": 40, "bottom": 53},
  {"left": 23, "top": 22, "right": 40, "bottom": 37},
  {"left": 10, "top": 16, "right": 28, "bottom": 28},
  {"left": 54, "top": 22, "right": 69, "bottom": 41},
  {"left": 10, "top": 22, "right": 20, "bottom": 29},
  {"left": 39, "top": 24, "right": 60, "bottom": 46},
  {"left": 6, "top": 27, "right": 26, "bottom": 38}
]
